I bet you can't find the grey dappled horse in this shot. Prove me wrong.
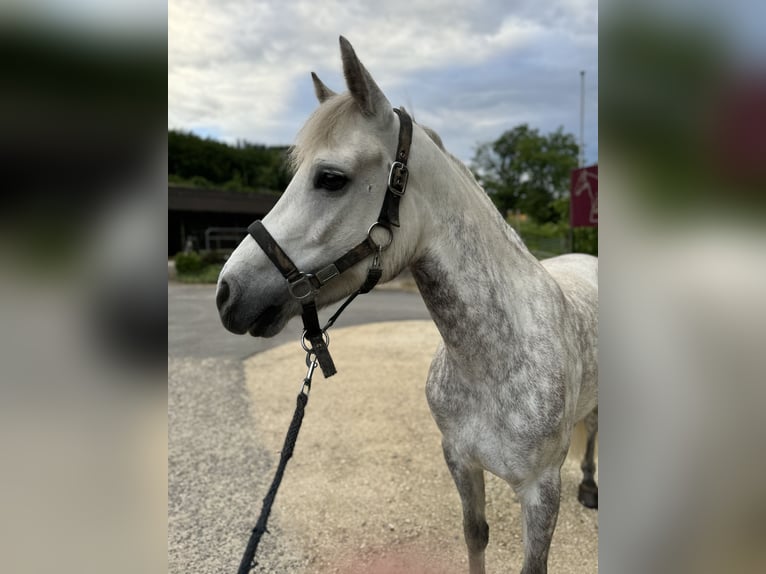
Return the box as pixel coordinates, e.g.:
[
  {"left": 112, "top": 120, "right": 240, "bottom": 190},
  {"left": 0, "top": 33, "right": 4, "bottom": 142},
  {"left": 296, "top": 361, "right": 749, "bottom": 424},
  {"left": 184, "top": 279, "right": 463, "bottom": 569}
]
[{"left": 217, "top": 37, "right": 598, "bottom": 574}]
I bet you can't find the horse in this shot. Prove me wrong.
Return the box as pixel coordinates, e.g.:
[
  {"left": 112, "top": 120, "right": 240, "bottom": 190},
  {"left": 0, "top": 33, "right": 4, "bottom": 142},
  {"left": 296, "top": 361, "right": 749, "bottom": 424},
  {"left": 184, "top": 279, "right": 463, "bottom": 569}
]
[{"left": 216, "top": 36, "right": 598, "bottom": 574}]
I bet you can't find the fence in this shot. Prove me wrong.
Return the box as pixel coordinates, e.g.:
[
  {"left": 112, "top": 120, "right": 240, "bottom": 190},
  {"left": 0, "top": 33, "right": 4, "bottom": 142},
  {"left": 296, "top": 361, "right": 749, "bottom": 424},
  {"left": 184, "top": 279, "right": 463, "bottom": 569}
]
[
  {"left": 517, "top": 229, "right": 569, "bottom": 259},
  {"left": 204, "top": 227, "right": 249, "bottom": 252}
]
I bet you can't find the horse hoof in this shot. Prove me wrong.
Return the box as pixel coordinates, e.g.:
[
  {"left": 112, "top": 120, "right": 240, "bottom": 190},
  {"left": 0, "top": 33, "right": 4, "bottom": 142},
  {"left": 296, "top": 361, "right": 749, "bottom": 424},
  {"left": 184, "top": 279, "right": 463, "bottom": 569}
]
[{"left": 578, "top": 482, "right": 598, "bottom": 509}]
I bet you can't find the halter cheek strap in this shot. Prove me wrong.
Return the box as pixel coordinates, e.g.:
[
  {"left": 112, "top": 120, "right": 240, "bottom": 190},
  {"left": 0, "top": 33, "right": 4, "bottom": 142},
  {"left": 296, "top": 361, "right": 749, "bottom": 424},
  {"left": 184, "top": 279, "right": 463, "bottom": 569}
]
[
  {"left": 248, "top": 107, "right": 413, "bottom": 378},
  {"left": 380, "top": 108, "right": 412, "bottom": 227}
]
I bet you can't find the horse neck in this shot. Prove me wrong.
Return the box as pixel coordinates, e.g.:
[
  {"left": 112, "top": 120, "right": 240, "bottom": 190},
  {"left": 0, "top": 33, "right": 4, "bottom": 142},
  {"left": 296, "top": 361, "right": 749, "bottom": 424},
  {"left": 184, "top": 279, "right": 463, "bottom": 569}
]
[{"left": 409, "top": 143, "right": 561, "bottom": 370}]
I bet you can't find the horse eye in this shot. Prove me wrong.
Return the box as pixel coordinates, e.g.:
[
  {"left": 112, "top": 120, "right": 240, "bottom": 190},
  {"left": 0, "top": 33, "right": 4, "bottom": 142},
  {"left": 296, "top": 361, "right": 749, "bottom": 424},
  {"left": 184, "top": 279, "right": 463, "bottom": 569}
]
[{"left": 315, "top": 171, "right": 348, "bottom": 191}]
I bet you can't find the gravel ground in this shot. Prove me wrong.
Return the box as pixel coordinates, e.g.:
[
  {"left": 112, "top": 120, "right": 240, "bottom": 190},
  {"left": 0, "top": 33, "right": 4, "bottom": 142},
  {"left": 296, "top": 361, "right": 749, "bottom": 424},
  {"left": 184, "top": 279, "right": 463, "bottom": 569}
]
[
  {"left": 240, "top": 321, "right": 598, "bottom": 573},
  {"left": 168, "top": 357, "right": 277, "bottom": 573}
]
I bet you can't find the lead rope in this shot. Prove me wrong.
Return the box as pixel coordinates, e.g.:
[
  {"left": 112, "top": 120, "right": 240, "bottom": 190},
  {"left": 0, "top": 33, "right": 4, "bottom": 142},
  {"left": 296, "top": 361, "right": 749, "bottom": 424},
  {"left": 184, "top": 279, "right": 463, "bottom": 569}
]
[
  {"left": 237, "top": 108, "right": 411, "bottom": 572},
  {"left": 235, "top": 252, "right": 383, "bottom": 574},
  {"left": 235, "top": 355, "right": 316, "bottom": 574}
]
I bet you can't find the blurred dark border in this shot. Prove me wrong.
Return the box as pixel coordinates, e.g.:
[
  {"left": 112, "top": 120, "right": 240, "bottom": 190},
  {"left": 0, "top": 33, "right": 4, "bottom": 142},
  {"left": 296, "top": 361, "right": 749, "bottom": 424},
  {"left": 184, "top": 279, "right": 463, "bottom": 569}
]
[
  {"left": 0, "top": 23, "right": 166, "bottom": 229},
  {"left": 0, "top": 22, "right": 168, "bottom": 368}
]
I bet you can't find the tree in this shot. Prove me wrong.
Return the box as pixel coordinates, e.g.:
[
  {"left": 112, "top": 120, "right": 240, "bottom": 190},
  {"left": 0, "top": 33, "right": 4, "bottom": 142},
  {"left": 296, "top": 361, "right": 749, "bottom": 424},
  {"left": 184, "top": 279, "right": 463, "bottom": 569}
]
[
  {"left": 472, "top": 125, "right": 579, "bottom": 223},
  {"left": 168, "top": 130, "right": 292, "bottom": 192}
]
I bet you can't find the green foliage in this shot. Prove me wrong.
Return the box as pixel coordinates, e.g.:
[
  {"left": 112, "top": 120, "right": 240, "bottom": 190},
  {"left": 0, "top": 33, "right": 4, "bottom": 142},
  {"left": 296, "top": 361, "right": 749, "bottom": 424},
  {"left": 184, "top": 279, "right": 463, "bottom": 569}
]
[
  {"left": 174, "top": 251, "right": 227, "bottom": 283},
  {"left": 511, "top": 220, "right": 598, "bottom": 258},
  {"left": 511, "top": 217, "right": 569, "bottom": 259},
  {"left": 174, "top": 251, "right": 203, "bottom": 274},
  {"left": 555, "top": 195, "right": 598, "bottom": 255},
  {"left": 189, "top": 175, "right": 214, "bottom": 188},
  {"left": 508, "top": 196, "right": 598, "bottom": 258},
  {"left": 168, "top": 130, "right": 292, "bottom": 192},
  {"left": 175, "top": 263, "right": 223, "bottom": 284},
  {"left": 573, "top": 227, "right": 598, "bottom": 256},
  {"left": 472, "top": 125, "right": 579, "bottom": 223},
  {"left": 200, "top": 250, "right": 228, "bottom": 265}
]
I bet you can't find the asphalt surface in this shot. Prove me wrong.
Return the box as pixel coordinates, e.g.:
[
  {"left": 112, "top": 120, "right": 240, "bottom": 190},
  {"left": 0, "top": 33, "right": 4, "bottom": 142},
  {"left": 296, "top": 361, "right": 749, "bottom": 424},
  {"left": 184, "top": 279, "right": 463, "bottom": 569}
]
[{"left": 168, "top": 282, "right": 431, "bottom": 359}]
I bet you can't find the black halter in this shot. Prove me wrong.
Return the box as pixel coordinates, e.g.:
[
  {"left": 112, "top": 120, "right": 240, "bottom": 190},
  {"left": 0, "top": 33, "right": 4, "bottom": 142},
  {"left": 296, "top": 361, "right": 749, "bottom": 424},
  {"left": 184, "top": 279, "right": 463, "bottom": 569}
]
[{"left": 247, "top": 107, "right": 413, "bottom": 378}]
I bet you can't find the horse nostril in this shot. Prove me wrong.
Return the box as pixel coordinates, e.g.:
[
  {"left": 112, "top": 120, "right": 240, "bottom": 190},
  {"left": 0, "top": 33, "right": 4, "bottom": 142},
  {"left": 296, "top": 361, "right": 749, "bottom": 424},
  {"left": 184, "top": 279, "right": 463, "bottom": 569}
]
[{"left": 216, "top": 279, "right": 231, "bottom": 312}]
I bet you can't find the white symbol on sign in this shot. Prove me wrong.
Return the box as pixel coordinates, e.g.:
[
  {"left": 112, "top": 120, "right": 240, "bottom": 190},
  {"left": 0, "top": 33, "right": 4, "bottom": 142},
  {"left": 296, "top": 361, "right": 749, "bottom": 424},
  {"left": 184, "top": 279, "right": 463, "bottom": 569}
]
[{"left": 575, "top": 169, "right": 598, "bottom": 224}]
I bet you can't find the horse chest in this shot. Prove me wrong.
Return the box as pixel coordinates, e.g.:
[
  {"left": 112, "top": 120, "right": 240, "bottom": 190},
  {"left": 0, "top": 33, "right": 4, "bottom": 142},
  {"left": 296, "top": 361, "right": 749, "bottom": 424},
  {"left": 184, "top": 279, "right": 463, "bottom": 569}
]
[{"left": 425, "top": 345, "right": 571, "bottom": 473}]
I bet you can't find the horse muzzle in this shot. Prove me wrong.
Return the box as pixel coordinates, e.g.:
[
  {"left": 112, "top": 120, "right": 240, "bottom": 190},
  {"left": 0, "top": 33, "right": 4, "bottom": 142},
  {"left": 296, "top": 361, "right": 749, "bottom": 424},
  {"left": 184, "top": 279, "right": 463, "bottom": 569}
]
[{"left": 216, "top": 275, "right": 291, "bottom": 337}]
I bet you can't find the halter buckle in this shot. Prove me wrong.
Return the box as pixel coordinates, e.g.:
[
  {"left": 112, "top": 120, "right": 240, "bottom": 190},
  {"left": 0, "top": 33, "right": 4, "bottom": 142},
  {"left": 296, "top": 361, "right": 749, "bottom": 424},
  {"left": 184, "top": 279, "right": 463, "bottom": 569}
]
[
  {"left": 288, "top": 274, "right": 317, "bottom": 301},
  {"left": 388, "top": 161, "right": 408, "bottom": 196}
]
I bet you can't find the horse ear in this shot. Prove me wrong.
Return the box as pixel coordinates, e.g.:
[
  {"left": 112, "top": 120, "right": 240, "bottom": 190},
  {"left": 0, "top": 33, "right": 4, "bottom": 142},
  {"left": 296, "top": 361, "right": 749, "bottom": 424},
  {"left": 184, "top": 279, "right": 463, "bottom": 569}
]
[
  {"left": 339, "top": 36, "right": 390, "bottom": 117},
  {"left": 311, "top": 72, "right": 336, "bottom": 104}
]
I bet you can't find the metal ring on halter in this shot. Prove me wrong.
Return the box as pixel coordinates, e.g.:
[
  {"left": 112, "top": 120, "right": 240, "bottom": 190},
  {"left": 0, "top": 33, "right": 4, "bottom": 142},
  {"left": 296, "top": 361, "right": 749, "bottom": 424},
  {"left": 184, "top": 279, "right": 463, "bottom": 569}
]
[
  {"left": 301, "top": 329, "right": 330, "bottom": 353},
  {"left": 367, "top": 222, "right": 393, "bottom": 251},
  {"left": 288, "top": 274, "right": 317, "bottom": 301}
]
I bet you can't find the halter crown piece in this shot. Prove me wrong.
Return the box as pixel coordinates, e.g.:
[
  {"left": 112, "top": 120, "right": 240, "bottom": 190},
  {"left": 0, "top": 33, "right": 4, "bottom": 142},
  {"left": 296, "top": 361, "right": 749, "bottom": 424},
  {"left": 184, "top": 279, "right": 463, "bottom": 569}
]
[{"left": 248, "top": 108, "right": 413, "bottom": 377}]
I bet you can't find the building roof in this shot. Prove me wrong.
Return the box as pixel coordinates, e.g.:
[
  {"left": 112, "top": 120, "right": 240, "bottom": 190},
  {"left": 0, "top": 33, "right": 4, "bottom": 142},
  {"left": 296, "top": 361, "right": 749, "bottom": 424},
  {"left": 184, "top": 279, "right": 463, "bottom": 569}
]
[{"left": 168, "top": 185, "right": 280, "bottom": 214}]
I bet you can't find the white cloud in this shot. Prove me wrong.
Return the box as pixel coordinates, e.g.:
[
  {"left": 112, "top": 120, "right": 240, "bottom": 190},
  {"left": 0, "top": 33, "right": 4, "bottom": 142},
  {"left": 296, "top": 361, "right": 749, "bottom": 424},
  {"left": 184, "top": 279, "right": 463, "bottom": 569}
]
[
  {"left": 3, "top": 0, "right": 165, "bottom": 33},
  {"left": 169, "top": 0, "right": 598, "bottom": 162}
]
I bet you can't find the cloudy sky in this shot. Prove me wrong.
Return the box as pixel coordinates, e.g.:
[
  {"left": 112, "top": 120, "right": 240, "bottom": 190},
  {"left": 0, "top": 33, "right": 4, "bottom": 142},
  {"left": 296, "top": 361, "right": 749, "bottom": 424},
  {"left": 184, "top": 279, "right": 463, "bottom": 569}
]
[{"left": 169, "top": 0, "right": 598, "bottom": 166}]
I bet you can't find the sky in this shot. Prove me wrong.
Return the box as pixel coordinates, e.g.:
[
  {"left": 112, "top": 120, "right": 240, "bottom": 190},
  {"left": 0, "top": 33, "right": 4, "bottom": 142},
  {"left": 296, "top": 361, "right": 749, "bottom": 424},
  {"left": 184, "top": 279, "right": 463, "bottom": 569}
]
[{"left": 169, "top": 0, "right": 598, "bottom": 166}]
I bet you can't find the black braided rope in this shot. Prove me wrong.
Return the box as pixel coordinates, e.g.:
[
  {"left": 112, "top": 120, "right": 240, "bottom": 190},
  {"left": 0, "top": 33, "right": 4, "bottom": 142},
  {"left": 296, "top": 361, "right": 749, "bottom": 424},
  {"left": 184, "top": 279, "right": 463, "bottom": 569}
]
[
  {"left": 236, "top": 388, "right": 310, "bottom": 574},
  {"left": 236, "top": 265, "right": 381, "bottom": 573}
]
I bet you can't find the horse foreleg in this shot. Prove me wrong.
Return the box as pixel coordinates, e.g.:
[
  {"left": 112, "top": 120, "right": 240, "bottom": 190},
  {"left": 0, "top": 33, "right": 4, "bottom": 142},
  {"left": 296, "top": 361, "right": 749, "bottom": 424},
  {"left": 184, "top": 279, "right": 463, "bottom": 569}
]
[
  {"left": 519, "top": 467, "right": 561, "bottom": 574},
  {"left": 577, "top": 407, "right": 598, "bottom": 509},
  {"left": 442, "top": 441, "right": 488, "bottom": 574}
]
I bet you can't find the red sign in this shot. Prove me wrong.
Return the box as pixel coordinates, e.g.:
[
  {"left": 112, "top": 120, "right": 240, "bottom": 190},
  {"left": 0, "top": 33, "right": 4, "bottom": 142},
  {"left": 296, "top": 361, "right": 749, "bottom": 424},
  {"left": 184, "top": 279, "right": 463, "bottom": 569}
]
[{"left": 570, "top": 165, "right": 598, "bottom": 227}]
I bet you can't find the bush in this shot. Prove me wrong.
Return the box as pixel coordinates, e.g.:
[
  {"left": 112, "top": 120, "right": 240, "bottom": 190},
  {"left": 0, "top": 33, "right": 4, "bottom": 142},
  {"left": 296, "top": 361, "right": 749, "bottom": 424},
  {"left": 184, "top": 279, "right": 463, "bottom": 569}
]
[
  {"left": 174, "top": 251, "right": 204, "bottom": 274},
  {"left": 189, "top": 175, "right": 213, "bottom": 188},
  {"left": 573, "top": 227, "right": 598, "bottom": 256},
  {"left": 507, "top": 216, "right": 598, "bottom": 257},
  {"left": 201, "top": 250, "right": 228, "bottom": 265},
  {"left": 175, "top": 262, "right": 223, "bottom": 284}
]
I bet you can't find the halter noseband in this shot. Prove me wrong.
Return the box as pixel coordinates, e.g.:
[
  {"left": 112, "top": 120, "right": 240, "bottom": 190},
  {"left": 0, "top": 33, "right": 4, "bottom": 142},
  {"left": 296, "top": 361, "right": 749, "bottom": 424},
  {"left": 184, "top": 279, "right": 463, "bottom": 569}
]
[{"left": 247, "top": 107, "right": 413, "bottom": 378}]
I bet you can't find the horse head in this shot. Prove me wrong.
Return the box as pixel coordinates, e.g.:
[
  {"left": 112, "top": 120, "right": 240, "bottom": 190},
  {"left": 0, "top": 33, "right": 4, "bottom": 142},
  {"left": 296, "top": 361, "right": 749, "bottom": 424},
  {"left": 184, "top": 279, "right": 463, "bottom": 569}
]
[{"left": 217, "top": 37, "right": 426, "bottom": 337}]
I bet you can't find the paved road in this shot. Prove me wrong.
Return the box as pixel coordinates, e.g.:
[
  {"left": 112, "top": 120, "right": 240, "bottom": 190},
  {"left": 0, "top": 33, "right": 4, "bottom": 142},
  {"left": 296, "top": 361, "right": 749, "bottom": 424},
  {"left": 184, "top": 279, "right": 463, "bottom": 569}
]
[{"left": 168, "top": 282, "right": 431, "bottom": 359}]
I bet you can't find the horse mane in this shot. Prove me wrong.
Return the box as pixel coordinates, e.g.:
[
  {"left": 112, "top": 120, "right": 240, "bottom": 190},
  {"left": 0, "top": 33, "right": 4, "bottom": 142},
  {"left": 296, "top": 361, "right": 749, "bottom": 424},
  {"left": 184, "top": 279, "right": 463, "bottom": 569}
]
[
  {"left": 420, "top": 123, "right": 482, "bottom": 186},
  {"left": 397, "top": 107, "right": 477, "bottom": 186},
  {"left": 288, "top": 93, "right": 360, "bottom": 172},
  {"left": 289, "top": 94, "right": 481, "bottom": 188}
]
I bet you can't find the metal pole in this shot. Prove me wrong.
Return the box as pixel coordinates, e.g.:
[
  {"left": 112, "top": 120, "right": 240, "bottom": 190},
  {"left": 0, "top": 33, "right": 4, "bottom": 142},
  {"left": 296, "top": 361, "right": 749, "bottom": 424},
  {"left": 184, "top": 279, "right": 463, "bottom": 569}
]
[
  {"left": 570, "top": 70, "right": 586, "bottom": 253},
  {"left": 579, "top": 70, "right": 585, "bottom": 168}
]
